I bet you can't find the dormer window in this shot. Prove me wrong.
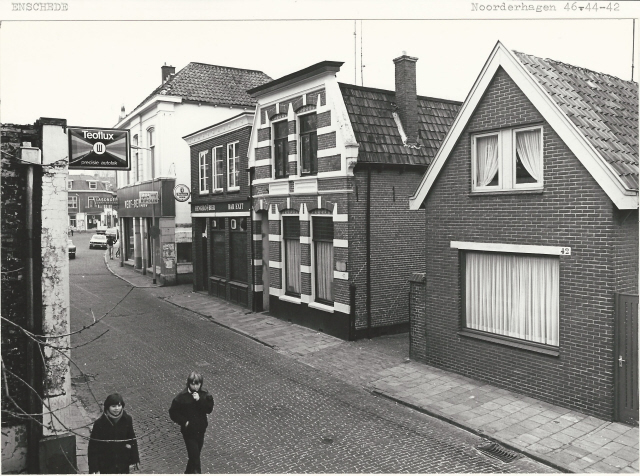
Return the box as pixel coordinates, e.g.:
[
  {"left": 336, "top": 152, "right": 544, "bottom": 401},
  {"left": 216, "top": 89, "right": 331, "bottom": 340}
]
[
  {"left": 472, "top": 126, "right": 543, "bottom": 192},
  {"left": 88, "top": 181, "right": 97, "bottom": 190},
  {"left": 68, "top": 180, "right": 73, "bottom": 190},
  {"left": 299, "top": 113, "right": 318, "bottom": 175},
  {"left": 273, "top": 121, "right": 289, "bottom": 179}
]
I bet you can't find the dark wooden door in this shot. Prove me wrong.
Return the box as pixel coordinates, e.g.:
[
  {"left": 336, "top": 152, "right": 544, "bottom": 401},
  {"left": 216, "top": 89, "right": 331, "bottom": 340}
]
[{"left": 615, "top": 293, "right": 638, "bottom": 425}]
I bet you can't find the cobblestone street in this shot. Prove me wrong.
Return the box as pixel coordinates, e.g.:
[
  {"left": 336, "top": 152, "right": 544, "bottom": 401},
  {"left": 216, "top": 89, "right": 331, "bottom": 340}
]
[{"left": 68, "top": 233, "right": 555, "bottom": 473}]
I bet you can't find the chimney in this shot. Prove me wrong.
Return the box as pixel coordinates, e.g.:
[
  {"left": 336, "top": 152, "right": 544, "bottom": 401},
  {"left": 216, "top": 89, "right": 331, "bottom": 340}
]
[
  {"left": 393, "top": 52, "right": 419, "bottom": 145},
  {"left": 118, "top": 105, "right": 126, "bottom": 121},
  {"left": 161, "top": 63, "right": 175, "bottom": 83}
]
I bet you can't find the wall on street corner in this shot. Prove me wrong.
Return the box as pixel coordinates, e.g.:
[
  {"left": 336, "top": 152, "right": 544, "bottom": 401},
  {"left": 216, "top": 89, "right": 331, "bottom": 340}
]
[{"left": 39, "top": 120, "right": 73, "bottom": 435}]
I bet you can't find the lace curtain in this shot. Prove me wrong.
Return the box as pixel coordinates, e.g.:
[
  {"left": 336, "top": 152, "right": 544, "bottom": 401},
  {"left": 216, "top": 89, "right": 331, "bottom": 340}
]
[{"left": 465, "top": 251, "right": 559, "bottom": 346}]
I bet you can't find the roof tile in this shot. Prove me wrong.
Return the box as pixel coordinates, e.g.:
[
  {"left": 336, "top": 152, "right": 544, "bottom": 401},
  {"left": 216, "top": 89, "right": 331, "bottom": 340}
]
[
  {"left": 515, "top": 51, "right": 638, "bottom": 191},
  {"left": 339, "top": 83, "right": 461, "bottom": 166}
]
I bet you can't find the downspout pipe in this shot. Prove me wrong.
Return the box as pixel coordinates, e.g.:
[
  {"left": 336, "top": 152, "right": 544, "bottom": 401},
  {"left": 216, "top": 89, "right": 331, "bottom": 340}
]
[
  {"left": 26, "top": 160, "right": 43, "bottom": 472},
  {"left": 366, "top": 166, "right": 372, "bottom": 338},
  {"left": 248, "top": 166, "right": 256, "bottom": 312}
]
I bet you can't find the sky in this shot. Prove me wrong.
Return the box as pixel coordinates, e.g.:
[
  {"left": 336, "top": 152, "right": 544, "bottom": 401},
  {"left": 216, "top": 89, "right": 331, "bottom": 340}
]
[{"left": 1, "top": 0, "right": 639, "bottom": 128}]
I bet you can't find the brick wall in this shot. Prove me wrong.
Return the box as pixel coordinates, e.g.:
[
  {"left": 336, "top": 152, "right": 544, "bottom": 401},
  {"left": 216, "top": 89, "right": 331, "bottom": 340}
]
[
  {"left": 189, "top": 125, "right": 252, "bottom": 200},
  {"left": 348, "top": 167, "right": 426, "bottom": 331},
  {"left": 418, "top": 67, "right": 634, "bottom": 419},
  {"left": 409, "top": 273, "right": 427, "bottom": 362},
  {"left": 613, "top": 208, "right": 639, "bottom": 295}
]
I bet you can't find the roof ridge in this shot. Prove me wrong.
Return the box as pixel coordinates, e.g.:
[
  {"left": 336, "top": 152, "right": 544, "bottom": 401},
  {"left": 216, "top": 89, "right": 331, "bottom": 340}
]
[
  {"left": 186, "top": 62, "right": 270, "bottom": 74},
  {"left": 338, "top": 82, "right": 462, "bottom": 105},
  {"left": 513, "top": 50, "right": 638, "bottom": 87}
]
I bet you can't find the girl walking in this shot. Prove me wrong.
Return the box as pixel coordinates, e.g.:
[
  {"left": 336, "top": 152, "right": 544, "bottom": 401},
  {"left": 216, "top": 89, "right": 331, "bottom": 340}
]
[
  {"left": 88, "top": 393, "right": 140, "bottom": 474},
  {"left": 169, "top": 371, "right": 215, "bottom": 474}
]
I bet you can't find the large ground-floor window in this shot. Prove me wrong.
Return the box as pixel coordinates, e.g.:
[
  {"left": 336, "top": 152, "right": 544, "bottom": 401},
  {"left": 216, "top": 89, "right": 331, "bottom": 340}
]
[
  {"left": 211, "top": 218, "right": 226, "bottom": 277},
  {"left": 313, "top": 217, "right": 334, "bottom": 304},
  {"left": 230, "top": 217, "right": 248, "bottom": 283},
  {"left": 464, "top": 251, "right": 559, "bottom": 346}
]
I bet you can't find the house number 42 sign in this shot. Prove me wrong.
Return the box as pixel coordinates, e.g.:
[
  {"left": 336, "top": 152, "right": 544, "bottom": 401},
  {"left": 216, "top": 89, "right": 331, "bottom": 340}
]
[{"left": 560, "top": 247, "right": 571, "bottom": 256}]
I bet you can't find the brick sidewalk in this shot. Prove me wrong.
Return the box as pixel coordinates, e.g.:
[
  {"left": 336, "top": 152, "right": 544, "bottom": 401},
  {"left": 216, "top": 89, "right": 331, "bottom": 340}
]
[{"left": 100, "top": 258, "right": 639, "bottom": 473}]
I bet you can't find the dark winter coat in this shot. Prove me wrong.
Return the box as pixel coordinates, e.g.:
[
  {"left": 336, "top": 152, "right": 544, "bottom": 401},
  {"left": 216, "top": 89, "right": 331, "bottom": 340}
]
[
  {"left": 88, "top": 411, "right": 139, "bottom": 474},
  {"left": 169, "top": 388, "right": 214, "bottom": 438}
]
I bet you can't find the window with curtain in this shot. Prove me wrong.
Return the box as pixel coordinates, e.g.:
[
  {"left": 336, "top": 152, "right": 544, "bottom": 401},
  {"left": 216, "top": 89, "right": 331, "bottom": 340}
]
[
  {"left": 213, "top": 146, "right": 224, "bottom": 191},
  {"left": 299, "top": 113, "right": 318, "bottom": 175},
  {"left": 313, "top": 217, "right": 334, "bottom": 304},
  {"left": 464, "top": 251, "right": 559, "bottom": 346},
  {"left": 472, "top": 126, "right": 542, "bottom": 192},
  {"left": 199, "top": 150, "right": 209, "bottom": 193},
  {"left": 227, "top": 142, "right": 239, "bottom": 190},
  {"left": 283, "top": 217, "right": 301, "bottom": 296},
  {"left": 87, "top": 196, "right": 97, "bottom": 208},
  {"left": 68, "top": 196, "right": 78, "bottom": 208},
  {"left": 274, "top": 121, "right": 289, "bottom": 179}
]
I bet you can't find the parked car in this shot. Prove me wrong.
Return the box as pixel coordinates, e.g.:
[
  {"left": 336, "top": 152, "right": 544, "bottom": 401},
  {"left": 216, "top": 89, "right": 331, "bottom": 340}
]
[
  {"left": 96, "top": 226, "right": 107, "bottom": 235},
  {"left": 89, "top": 234, "right": 108, "bottom": 249},
  {"left": 68, "top": 239, "right": 76, "bottom": 259},
  {"left": 106, "top": 227, "right": 119, "bottom": 240}
]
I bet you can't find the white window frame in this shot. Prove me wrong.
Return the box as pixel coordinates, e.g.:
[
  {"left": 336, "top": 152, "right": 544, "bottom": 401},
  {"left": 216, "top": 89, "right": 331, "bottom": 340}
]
[
  {"left": 452, "top": 241, "right": 560, "bottom": 349},
  {"left": 212, "top": 146, "right": 224, "bottom": 192},
  {"left": 227, "top": 141, "right": 240, "bottom": 191},
  {"left": 88, "top": 181, "right": 97, "bottom": 190},
  {"left": 199, "top": 150, "right": 210, "bottom": 194},
  {"left": 471, "top": 126, "right": 543, "bottom": 192},
  {"left": 87, "top": 196, "right": 97, "bottom": 208},
  {"left": 132, "top": 134, "right": 140, "bottom": 183},
  {"left": 147, "top": 127, "right": 155, "bottom": 180},
  {"left": 68, "top": 196, "right": 78, "bottom": 209},
  {"left": 68, "top": 180, "right": 73, "bottom": 190}
]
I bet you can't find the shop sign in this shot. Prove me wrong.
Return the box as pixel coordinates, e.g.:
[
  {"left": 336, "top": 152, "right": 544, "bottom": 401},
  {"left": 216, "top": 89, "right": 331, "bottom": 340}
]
[
  {"left": 140, "top": 191, "right": 159, "bottom": 204},
  {"left": 68, "top": 127, "right": 130, "bottom": 170},
  {"left": 193, "top": 200, "right": 250, "bottom": 213},
  {"left": 94, "top": 197, "right": 118, "bottom": 206},
  {"left": 174, "top": 184, "right": 191, "bottom": 202}
]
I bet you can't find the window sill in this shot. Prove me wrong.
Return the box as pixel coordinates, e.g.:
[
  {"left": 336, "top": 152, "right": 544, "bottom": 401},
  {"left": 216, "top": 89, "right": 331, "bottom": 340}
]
[
  {"left": 458, "top": 329, "right": 560, "bottom": 356},
  {"left": 280, "top": 294, "right": 301, "bottom": 305},
  {"left": 199, "top": 191, "right": 210, "bottom": 196},
  {"left": 209, "top": 276, "right": 227, "bottom": 283},
  {"left": 227, "top": 187, "right": 240, "bottom": 193},
  {"left": 229, "top": 280, "right": 248, "bottom": 288},
  {"left": 308, "top": 301, "right": 334, "bottom": 313},
  {"left": 469, "top": 189, "right": 543, "bottom": 197},
  {"left": 212, "top": 189, "right": 224, "bottom": 194}
]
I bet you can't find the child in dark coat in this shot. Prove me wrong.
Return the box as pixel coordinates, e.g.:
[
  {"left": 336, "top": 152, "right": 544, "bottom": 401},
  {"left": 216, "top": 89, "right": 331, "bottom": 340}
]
[
  {"left": 169, "top": 371, "right": 214, "bottom": 474},
  {"left": 88, "top": 393, "right": 140, "bottom": 474}
]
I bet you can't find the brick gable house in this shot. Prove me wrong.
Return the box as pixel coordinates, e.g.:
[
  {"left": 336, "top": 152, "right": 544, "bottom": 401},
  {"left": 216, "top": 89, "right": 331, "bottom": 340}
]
[
  {"left": 247, "top": 56, "right": 460, "bottom": 339},
  {"left": 184, "top": 112, "right": 256, "bottom": 308},
  {"left": 409, "top": 42, "right": 638, "bottom": 423}
]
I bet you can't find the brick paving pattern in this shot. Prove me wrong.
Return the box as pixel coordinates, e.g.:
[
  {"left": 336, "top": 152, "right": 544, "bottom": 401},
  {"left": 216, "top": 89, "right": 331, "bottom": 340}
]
[{"left": 67, "top": 234, "right": 552, "bottom": 473}]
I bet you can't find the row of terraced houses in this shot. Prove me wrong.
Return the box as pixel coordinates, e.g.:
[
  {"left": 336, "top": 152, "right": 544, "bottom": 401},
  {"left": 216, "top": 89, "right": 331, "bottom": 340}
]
[{"left": 113, "top": 42, "right": 638, "bottom": 425}]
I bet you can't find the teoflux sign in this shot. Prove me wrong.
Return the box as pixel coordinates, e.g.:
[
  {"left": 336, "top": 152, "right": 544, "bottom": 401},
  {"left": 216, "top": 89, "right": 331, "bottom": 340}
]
[{"left": 68, "top": 127, "right": 130, "bottom": 170}]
